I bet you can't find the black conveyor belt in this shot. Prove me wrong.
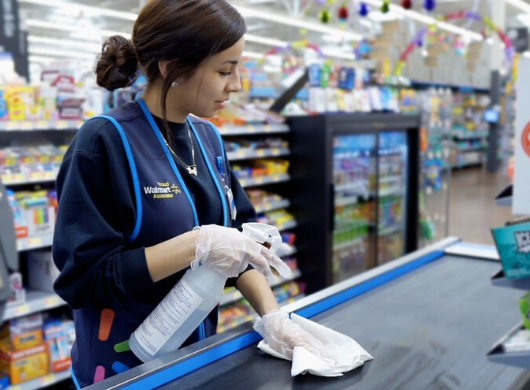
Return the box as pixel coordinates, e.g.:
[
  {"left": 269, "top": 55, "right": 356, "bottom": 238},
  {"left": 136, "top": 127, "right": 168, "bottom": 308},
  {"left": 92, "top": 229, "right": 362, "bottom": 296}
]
[{"left": 158, "top": 255, "right": 526, "bottom": 390}]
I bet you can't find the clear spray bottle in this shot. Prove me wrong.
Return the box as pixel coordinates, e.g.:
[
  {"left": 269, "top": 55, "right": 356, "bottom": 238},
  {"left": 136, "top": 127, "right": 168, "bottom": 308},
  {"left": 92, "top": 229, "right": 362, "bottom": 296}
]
[{"left": 129, "top": 223, "right": 282, "bottom": 362}]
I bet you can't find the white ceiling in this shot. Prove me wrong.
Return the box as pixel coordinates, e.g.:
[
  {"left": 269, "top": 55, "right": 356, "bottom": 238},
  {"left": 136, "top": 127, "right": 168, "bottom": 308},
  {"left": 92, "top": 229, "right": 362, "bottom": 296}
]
[{"left": 15, "top": 0, "right": 530, "bottom": 79}]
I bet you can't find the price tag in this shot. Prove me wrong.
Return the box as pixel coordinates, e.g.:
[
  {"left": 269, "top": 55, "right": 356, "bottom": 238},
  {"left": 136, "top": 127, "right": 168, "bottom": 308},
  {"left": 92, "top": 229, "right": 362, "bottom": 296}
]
[
  {"left": 264, "top": 125, "right": 272, "bottom": 132},
  {"left": 40, "top": 374, "right": 56, "bottom": 385},
  {"left": 28, "top": 236, "right": 43, "bottom": 248},
  {"left": 254, "top": 177, "right": 264, "bottom": 184},
  {"left": 237, "top": 150, "right": 245, "bottom": 157},
  {"left": 257, "top": 150, "right": 265, "bottom": 157},
  {"left": 272, "top": 175, "right": 280, "bottom": 181},
  {"left": 10, "top": 386, "right": 21, "bottom": 390},
  {"left": 246, "top": 125, "right": 255, "bottom": 132},
  {"left": 239, "top": 179, "right": 247, "bottom": 187},
  {"left": 20, "top": 121, "right": 33, "bottom": 130},
  {"left": 5, "top": 122, "right": 17, "bottom": 131},
  {"left": 272, "top": 148, "right": 280, "bottom": 155},
  {"left": 4, "top": 157, "right": 15, "bottom": 166},
  {"left": 14, "top": 304, "right": 30, "bottom": 316},
  {"left": 36, "top": 120, "right": 49, "bottom": 129},
  {"left": 56, "top": 120, "right": 68, "bottom": 129},
  {"left": 45, "top": 296, "right": 60, "bottom": 308}
]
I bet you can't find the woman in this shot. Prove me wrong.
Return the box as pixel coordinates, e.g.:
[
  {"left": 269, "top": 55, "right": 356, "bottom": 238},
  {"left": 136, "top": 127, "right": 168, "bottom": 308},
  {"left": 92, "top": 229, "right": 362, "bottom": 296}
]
[{"left": 53, "top": 0, "right": 325, "bottom": 388}]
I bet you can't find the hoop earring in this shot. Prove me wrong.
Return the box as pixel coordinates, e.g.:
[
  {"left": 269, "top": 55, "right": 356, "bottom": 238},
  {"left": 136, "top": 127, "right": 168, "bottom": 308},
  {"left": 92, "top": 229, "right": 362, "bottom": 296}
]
[{"left": 171, "top": 81, "right": 179, "bottom": 87}]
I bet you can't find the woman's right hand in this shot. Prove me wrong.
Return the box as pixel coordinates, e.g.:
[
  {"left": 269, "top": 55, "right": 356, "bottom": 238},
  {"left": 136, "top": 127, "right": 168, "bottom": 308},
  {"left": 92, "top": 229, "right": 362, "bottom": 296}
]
[{"left": 191, "top": 225, "right": 291, "bottom": 280}]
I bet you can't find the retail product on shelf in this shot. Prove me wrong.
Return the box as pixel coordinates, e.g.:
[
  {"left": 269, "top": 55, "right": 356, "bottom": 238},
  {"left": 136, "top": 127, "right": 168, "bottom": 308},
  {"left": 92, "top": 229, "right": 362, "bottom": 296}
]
[
  {"left": 7, "top": 189, "right": 58, "bottom": 240},
  {"left": 418, "top": 88, "right": 453, "bottom": 247},
  {"left": 451, "top": 92, "right": 490, "bottom": 168},
  {"left": 43, "top": 318, "right": 75, "bottom": 373},
  {"left": 0, "top": 145, "right": 67, "bottom": 185},
  {"left": 232, "top": 158, "right": 289, "bottom": 180}
]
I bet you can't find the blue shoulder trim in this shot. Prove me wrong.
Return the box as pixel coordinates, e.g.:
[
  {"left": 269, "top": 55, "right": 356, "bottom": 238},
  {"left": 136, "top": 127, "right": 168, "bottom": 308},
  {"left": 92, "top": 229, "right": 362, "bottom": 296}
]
[
  {"left": 88, "top": 115, "right": 143, "bottom": 243},
  {"left": 187, "top": 119, "right": 229, "bottom": 226}
]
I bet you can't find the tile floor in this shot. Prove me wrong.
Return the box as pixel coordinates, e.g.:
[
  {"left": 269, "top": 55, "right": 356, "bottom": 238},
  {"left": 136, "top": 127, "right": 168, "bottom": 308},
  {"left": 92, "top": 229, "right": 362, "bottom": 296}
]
[{"left": 448, "top": 167, "right": 514, "bottom": 245}]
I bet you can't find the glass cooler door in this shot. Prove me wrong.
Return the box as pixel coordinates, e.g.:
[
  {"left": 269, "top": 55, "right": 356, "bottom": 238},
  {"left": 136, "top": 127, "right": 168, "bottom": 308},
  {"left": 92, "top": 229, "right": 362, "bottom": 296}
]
[
  {"left": 332, "top": 134, "right": 377, "bottom": 284},
  {"left": 377, "top": 131, "right": 409, "bottom": 264}
]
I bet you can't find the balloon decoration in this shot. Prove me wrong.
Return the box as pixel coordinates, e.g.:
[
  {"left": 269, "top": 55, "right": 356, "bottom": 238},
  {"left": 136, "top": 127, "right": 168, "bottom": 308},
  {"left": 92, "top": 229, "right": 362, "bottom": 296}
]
[
  {"left": 424, "top": 0, "right": 436, "bottom": 12},
  {"left": 338, "top": 4, "right": 349, "bottom": 21},
  {"left": 401, "top": 0, "right": 412, "bottom": 9},
  {"left": 381, "top": 0, "right": 390, "bottom": 13},
  {"left": 319, "top": 9, "right": 331, "bottom": 23},
  {"left": 394, "top": 11, "right": 515, "bottom": 76},
  {"left": 359, "top": 2, "right": 369, "bottom": 16}
]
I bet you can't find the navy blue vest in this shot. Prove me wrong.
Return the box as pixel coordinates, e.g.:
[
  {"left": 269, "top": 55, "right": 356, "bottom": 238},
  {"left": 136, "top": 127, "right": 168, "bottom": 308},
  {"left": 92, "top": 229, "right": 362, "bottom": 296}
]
[{"left": 71, "top": 98, "right": 232, "bottom": 388}]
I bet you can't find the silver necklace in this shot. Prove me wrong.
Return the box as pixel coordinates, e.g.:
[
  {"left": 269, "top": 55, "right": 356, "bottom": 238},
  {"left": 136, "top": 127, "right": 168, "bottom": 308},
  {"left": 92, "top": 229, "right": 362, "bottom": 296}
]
[{"left": 162, "top": 124, "right": 198, "bottom": 176}]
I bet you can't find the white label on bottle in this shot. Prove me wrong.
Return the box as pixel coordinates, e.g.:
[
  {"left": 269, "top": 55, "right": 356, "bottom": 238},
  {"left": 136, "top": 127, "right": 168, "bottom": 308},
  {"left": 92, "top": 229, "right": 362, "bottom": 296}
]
[{"left": 133, "top": 279, "right": 204, "bottom": 356}]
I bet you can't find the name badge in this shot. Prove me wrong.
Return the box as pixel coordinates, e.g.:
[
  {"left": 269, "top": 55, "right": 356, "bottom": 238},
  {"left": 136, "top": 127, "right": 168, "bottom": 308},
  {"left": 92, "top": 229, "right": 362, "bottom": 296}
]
[{"left": 226, "top": 187, "right": 237, "bottom": 220}]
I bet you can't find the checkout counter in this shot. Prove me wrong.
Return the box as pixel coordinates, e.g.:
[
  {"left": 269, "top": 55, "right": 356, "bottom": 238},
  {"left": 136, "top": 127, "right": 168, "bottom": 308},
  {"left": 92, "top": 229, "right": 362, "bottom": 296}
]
[{"left": 85, "top": 237, "right": 529, "bottom": 390}]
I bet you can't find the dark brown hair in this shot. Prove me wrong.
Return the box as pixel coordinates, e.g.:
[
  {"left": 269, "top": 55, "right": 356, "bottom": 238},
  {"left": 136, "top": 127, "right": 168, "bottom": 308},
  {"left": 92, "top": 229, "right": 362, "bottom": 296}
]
[{"left": 96, "top": 0, "right": 246, "bottom": 127}]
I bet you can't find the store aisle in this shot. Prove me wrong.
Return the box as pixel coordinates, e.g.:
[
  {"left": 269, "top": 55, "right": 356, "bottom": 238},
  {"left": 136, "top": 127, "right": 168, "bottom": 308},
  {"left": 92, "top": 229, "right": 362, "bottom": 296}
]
[{"left": 449, "top": 167, "right": 513, "bottom": 245}]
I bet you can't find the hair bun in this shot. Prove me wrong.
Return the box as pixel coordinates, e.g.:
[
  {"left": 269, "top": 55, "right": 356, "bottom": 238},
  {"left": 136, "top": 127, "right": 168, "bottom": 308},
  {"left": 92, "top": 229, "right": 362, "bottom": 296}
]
[{"left": 96, "top": 35, "right": 138, "bottom": 91}]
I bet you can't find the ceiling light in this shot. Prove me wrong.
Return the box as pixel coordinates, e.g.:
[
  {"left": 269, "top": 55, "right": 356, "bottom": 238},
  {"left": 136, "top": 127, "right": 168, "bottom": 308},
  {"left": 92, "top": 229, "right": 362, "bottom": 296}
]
[
  {"left": 524, "top": 51, "right": 530, "bottom": 58},
  {"left": 234, "top": 5, "right": 363, "bottom": 41},
  {"left": 20, "top": 0, "right": 364, "bottom": 41},
  {"left": 507, "top": 0, "right": 530, "bottom": 14},
  {"left": 244, "top": 34, "right": 289, "bottom": 48},
  {"left": 29, "top": 47, "right": 97, "bottom": 60},
  {"left": 242, "top": 51, "right": 266, "bottom": 59},
  {"left": 19, "top": 0, "right": 137, "bottom": 20},
  {"left": 368, "top": 11, "right": 402, "bottom": 22},
  {"left": 28, "top": 36, "right": 101, "bottom": 52},
  {"left": 26, "top": 19, "right": 132, "bottom": 39},
  {"left": 321, "top": 48, "right": 356, "bottom": 60}
]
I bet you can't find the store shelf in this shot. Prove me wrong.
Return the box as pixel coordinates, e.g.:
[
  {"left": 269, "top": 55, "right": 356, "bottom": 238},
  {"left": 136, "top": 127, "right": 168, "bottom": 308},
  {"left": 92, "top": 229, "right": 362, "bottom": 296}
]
[
  {"left": 456, "top": 146, "right": 486, "bottom": 152},
  {"left": 17, "top": 233, "right": 54, "bottom": 252},
  {"left": 410, "top": 80, "right": 490, "bottom": 93},
  {"left": 487, "top": 323, "right": 530, "bottom": 369},
  {"left": 335, "top": 196, "right": 359, "bottom": 207},
  {"left": 3, "top": 291, "right": 66, "bottom": 321},
  {"left": 491, "top": 270, "right": 530, "bottom": 290},
  {"left": 220, "top": 269, "right": 302, "bottom": 306},
  {"left": 2, "top": 173, "right": 58, "bottom": 186},
  {"left": 218, "top": 124, "right": 289, "bottom": 136},
  {"left": 379, "top": 175, "right": 402, "bottom": 184},
  {"left": 9, "top": 370, "right": 71, "bottom": 390},
  {"left": 379, "top": 224, "right": 402, "bottom": 236},
  {"left": 335, "top": 181, "right": 369, "bottom": 193},
  {"left": 452, "top": 131, "right": 489, "bottom": 140},
  {"left": 254, "top": 199, "right": 290, "bottom": 213},
  {"left": 239, "top": 174, "right": 290, "bottom": 188},
  {"left": 0, "top": 120, "right": 82, "bottom": 132},
  {"left": 226, "top": 148, "right": 290, "bottom": 161},
  {"left": 333, "top": 237, "right": 364, "bottom": 251},
  {"left": 274, "top": 220, "right": 297, "bottom": 231},
  {"left": 379, "top": 186, "right": 403, "bottom": 197}
]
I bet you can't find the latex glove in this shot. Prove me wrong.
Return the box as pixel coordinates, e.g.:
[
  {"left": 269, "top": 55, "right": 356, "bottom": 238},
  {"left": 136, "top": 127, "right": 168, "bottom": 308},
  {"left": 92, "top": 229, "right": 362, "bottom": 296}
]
[
  {"left": 254, "top": 310, "right": 335, "bottom": 365},
  {"left": 192, "top": 225, "right": 291, "bottom": 280}
]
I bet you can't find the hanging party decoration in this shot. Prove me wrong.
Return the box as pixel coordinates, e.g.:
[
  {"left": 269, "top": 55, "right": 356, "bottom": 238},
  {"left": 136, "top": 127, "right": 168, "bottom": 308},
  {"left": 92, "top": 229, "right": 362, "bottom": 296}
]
[
  {"left": 359, "top": 2, "right": 369, "bottom": 16},
  {"left": 424, "top": 0, "right": 435, "bottom": 12},
  {"left": 338, "top": 3, "right": 349, "bottom": 21},
  {"left": 381, "top": 0, "right": 390, "bottom": 13},
  {"left": 394, "top": 11, "right": 515, "bottom": 76},
  {"left": 401, "top": 0, "right": 412, "bottom": 9},
  {"left": 319, "top": 9, "right": 331, "bottom": 23}
]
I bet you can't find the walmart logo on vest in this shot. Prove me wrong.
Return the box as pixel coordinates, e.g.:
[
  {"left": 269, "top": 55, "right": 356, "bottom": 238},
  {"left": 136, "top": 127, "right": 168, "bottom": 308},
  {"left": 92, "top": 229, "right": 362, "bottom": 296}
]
[{"left": 143, "top": 182, "right": 181, "bottom": 199}]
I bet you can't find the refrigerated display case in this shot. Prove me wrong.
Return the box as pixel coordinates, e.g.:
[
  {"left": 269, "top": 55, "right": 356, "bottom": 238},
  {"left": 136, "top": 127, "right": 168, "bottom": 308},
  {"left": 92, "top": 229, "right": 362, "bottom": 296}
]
[{"left": 288, "top": 114, "right": 420, "bottom": 293}]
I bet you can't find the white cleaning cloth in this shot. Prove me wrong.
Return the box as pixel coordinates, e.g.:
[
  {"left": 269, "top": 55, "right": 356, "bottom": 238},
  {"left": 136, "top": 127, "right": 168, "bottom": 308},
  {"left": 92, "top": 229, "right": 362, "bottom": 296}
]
[{"left": 257, "top": 313, "right": 373, "bottom": 377}]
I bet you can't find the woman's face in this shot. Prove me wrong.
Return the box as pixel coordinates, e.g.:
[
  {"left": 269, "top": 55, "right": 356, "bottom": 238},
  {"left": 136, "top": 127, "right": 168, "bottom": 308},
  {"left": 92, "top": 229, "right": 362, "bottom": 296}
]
[{"left": 171, "top": 36, "right": 245, "bottom": 119}]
